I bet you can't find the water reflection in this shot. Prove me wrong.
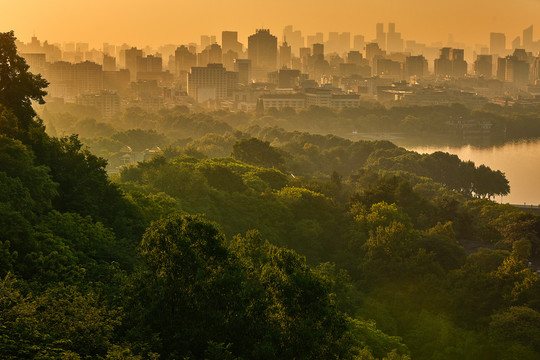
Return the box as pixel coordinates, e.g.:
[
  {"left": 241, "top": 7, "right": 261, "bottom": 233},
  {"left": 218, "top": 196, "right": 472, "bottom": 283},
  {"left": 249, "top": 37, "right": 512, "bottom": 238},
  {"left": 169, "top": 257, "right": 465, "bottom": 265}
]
[
  {"left": 401, "top": 139, "right": 540, "bottom": 206},
  {"left": 342, "top": 132, "right": 540, "bottom": 204}
]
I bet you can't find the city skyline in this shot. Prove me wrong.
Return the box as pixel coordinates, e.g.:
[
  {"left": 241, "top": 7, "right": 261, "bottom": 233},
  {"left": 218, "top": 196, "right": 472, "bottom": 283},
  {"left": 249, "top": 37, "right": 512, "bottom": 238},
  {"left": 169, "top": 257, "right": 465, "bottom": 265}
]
[{"left": 2, "top": 0, "right": 540, "bottom": 48}]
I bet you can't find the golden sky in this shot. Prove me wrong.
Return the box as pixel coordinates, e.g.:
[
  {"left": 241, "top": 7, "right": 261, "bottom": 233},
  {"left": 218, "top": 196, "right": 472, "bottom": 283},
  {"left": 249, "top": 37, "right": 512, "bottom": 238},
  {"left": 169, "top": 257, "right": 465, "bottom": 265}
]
[{"left": 1, "top": 0, "right": 539, "bottom": 48}]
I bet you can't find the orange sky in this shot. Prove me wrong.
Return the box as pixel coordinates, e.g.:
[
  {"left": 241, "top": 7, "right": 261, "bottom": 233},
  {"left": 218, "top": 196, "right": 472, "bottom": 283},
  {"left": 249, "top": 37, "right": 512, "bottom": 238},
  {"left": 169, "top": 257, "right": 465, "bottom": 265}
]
[{"left": 1, "top": 0, "right": 539, "bottom": 48}]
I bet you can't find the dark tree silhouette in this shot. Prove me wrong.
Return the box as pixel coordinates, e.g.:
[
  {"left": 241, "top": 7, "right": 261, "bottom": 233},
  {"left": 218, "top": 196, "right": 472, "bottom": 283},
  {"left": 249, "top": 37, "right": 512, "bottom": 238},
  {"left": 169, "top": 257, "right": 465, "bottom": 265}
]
[{"left": 0, "top": 31, "right": 48, "bottom": 130}]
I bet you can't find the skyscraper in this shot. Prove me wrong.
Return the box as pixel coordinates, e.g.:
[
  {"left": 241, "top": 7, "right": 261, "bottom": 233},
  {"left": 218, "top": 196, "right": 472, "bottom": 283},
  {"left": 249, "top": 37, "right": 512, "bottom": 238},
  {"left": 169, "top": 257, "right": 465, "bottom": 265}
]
[
  {"left": 187, "top": 63, "right": 237, "bottom": 103},
  {"left": 234, "top": 59, "right": 252, "bottom": 85},
  {"left": 512, "top": 36, "right": 521, "bottom": 50},
  {"left": 312, "top": 43, "right": 324, "bottom": 58},
  {"left": 434, "top": 47, "right": 452, "bottom": 77},
  {"left": 365, "top": 42, "right": 384, "bottom": 65},
  {"left": 222, "top": 31, "right": 242, "bottom": 54},
  {"left": 103, "top": 54, "right": 116, "bottom": 71},
  {"left": 124, "top": 47, "right": 143, "bottom": 81},
  {"left": 505, "top": 53, "right": 530, "bottom": 86},
  {"left": 474, "top": 55, "right": 493, "bottom": 78},
  {"left": 405, "top": 55, "right": 428, "bottom": 78},
  {"left": 175, "top": 45, "right": 197, "bottom": 75},
  {"left": 523, "top": 25, "right": 533, "bottom": 49},
  {"left": 279, "top": 40, "right": 292, "bottom": 68},
  {"left": 490, "top": 33, "right": 506, "bottom": 55},
  {"left": 74, "top": 61, "right": 103, "bottom": 95},
  {"left": 338, "top": 32, "right": 351, "bottom": 54},
  {"left": 451, "top": 49, "right": 467, "bottom": 77},
  {"left": 248, "top": 29, "right": 278, "bottom": 80},
  {"left": 198, "top": 44, "right": 222, "bottom": 67},
  {"left": 327, "top": 32, "right": 339, "bottom": 53},
  {"left": 137, "top": 55, "right": 162, "bottom": 73},
  {"left": 386, "top": 23, "right": 404, "bottom": 53},
  {"left": 200, "top": 35, "right": 216, "bottom": 50},
  {"left": 376, "top": 23, "right": 386, "bottom": 50},
  {"left": 283, "top": 25, "right": 305, "bottom": 55},
  {"left": 353, "top": 35, "right": 365, "bottom": 51}
]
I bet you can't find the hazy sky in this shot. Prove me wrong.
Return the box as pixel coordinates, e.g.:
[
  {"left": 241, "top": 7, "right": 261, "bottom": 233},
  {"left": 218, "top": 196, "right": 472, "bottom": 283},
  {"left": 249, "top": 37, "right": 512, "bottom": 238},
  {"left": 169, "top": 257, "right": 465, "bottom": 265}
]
[{"left": 1, "top": 0, "right": 539, "bottom": 48}]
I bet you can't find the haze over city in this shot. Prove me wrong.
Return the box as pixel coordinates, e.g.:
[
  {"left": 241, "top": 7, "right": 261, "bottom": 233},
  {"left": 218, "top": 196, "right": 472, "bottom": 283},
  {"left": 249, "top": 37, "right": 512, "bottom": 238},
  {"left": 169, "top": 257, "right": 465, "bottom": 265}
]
[
  {"left": 3, "top": 1, "right": 540, "bottom": 359},
  {"left": 2, "top": 0, "right": 540, "bottom": 47}
]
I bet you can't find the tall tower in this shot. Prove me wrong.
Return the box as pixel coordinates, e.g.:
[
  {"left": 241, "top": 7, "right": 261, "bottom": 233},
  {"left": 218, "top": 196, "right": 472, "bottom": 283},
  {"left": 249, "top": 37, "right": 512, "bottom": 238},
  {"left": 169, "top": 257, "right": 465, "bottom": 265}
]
[
  {"left": 523, "top": 25, "right": 533, "bottom": 49},
  {"left": 222, "top": 31, "right": 242, "bottom": 54},
  {"left": 279, "top": 40, "right": 292, "bottom": 68},
  {"left": 376, "top": 23, "right": 386, "bottom": 50},
  {"left": 248, "top": 29, "right": 278, "bottom": 80},
  {"left": 124, "top": 47, "right": 143, "bottom": 81},
  {"left": 490, "top": 32, "right": 506, "bottom": 55}
]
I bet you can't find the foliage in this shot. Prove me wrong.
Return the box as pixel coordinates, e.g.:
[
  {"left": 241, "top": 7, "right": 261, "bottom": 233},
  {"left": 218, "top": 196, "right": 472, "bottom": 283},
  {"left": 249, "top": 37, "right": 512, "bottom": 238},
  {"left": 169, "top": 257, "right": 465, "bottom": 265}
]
[{"left": 0, "top": 31, "right": 48, "bottom": 129}]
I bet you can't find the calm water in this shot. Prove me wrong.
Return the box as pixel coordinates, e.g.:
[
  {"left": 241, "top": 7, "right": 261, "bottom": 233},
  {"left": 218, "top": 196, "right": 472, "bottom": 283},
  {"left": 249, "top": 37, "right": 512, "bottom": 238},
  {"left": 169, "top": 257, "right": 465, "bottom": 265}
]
[{"left": 399, "top": 140, "right": 540, "bottom": 205}]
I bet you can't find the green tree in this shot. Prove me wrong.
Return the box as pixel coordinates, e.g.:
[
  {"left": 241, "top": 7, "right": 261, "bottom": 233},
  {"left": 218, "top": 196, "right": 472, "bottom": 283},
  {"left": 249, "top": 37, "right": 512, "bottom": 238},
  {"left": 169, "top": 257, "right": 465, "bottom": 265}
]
[
  {"left": 129, "top": 214, "right": 245, "bottom": 358},
  {"left": 231, "top": 137, "right": 284, "bottom": 168},
  {"left": 489, "top": 306, "right": 540, "bottom": 353},
  {"left": 0, "top": 31, "right": 48, "bottom": 130}
]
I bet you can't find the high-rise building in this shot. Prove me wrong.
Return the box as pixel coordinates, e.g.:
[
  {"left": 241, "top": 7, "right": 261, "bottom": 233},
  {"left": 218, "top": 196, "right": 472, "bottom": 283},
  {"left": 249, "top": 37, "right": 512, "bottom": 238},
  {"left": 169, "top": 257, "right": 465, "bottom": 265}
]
[
  {"left": 44, "top": 61, "right": 75, "bottom": 98},
  {"left": 279, "top": 41, "right": 292, "bottom": 68},
  {"left": 283, "top": 25, "right": 305, "bottom": 55},
  {"left": 307, "top": 33, "right": 324, "bottom": 48},
  {"left": 223, "top": 50, "right": 239, "bottom": 71},
  {"left": 312, "top": 43, "right": 324, "bottom": 58},
  {"left": 512, "top": 36, "right": 521, "bottom": 50},
  {"left": 124, "top": 47, "right": 143, "bottom": 81},
  {"left": 435, "top": 47, "right": 452, "bottom": 77},
  {"left": 347, "top": 51, "right": 363, "bottom": 65},
  {"left": 299, "top": 47, "right": 311, "bottom": 72},
  {"left": 374, "top": 58, "right": 401, "bottom": 79},
  {"left": 73, "top": 61, "right": 103, "bottom": 95},
  {"left": 76, "top": 43, "right": 89, "bottom": 53},
  {"left": 532, "top": 56, "right": 540, "bottom": 83},
  {"left": 198, "top": 44, "right": 222, "bottom": 67},
  {"left": 451, "top": 49, "right": 467, "bottom": 77},
  {"left": 102, "top": 43, "right": 115, "bottom": 56},
  {"left": 137, "top": 55, "right": 162, "bottom": 74},
  {"left": 474, "top": 55, "right": 493, "bottom": 78},
  {"left": 365, "top": 42, "right": 384, "bottom": 64},
  {"left": 299, "top": 47, "right": 311, "bottom": 58},
  {"left": 490, "top": 33, "right": 506, "bottom": 55},
  {"left": 506, "top": 56, "right": 530, "bottom": 86},
  {"left": 386, "top": 23, "right": 404, "bottom": 53},
  {"left": 277, "top": 68, "right": 301, "bottom": 88},
  {"left": 222, "top": 31, "right": 242, "bottom": 54},
  {"left": 353, "top": 35, "right": 365, "bottom": 51},
  {"left": 20, "top": 53, "right": 46, "bottom": 74},
  {"left": 187, "top": 63, "right": 237, "bottom": 103},
  {"left": 338, "top": 32, "right": 351, "bottom": 54},
  {"left": 200, "top": 35, "right": 216, "bottom": 50},
  {"left": 405, "top": 55, "right": 428, "bottom": 78},
  {"left": 76, "top": 91, "right": 120, "bottom": 120},
  {"left": 376, "top": 23, "right": 386, "bottom": 50},
  {"left": 234, "top": 59, "right": 252, "bottom": 85},
  {"left": 103, "top": 54, "right": 116, "bottom": 71},
  {"left": 248, "top": 29, "right": 278, "bottom": 79},
  {"left": 327, "top": 32, "right": 339, "bottom": 53},
  {"left": 523, "top": 25, "right": 533, "bottom": 49},
  {"left": 497, "top": 51, "right": 530, "bottom": 86},
  {"left": 175, "top": 45, "right": 197, "bottom": 75},
  {"left": 496, "top": 57, "right": 507, "bottom": 81}
]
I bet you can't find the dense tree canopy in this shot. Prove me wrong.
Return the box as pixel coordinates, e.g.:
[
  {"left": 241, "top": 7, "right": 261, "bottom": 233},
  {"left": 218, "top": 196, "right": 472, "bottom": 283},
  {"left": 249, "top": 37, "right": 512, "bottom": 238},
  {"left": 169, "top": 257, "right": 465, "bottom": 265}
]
[{"left": 1, "top": 30, "right": 539, "bottom": 359}]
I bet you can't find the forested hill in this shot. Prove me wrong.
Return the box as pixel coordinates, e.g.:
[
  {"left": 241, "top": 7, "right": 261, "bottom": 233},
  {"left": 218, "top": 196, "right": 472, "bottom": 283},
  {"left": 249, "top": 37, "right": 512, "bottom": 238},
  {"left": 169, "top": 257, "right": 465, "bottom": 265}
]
[{"left": 1, "top": 30, "right": 540, "bottom": 359}]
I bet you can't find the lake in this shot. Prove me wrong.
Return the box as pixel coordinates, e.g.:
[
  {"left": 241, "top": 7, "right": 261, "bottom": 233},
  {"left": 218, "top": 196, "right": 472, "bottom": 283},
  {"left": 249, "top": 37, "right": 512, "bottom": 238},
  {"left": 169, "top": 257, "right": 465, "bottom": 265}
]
[{"left": 396, "top": 139, "right": 540, "bottom": 206}]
